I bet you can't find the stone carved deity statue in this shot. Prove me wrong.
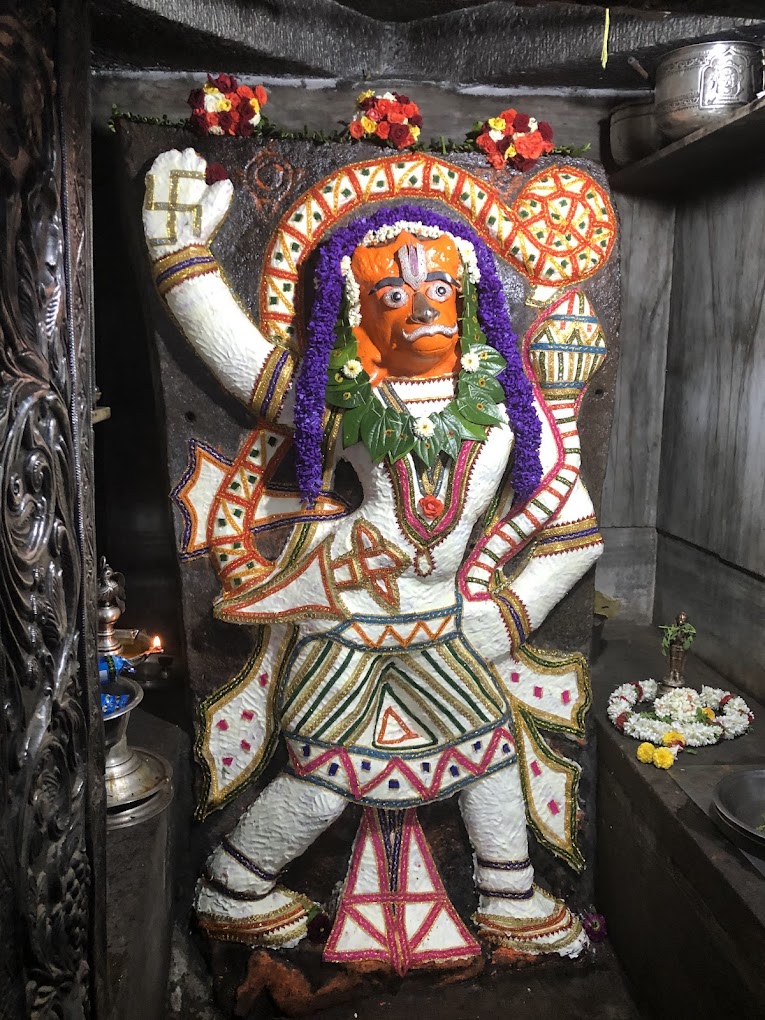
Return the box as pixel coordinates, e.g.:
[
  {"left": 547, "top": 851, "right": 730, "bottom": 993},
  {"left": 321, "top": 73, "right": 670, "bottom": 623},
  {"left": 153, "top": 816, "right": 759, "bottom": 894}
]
[{"left": 141, "top": 145, "right": 616, "bottom": 970}]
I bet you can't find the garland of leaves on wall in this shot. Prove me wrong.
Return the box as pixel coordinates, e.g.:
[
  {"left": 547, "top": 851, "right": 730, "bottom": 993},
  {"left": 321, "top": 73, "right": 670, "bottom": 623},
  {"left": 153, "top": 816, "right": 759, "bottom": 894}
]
[{"left": 108, "top": 77, "right": 590, "bottom": 166}]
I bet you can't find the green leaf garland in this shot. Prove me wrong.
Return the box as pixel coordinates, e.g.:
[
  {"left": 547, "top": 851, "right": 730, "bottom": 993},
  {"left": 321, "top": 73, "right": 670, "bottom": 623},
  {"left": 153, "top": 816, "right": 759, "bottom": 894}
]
[{"left": 325, "top": 269, "right": 507, "bottom": 468}]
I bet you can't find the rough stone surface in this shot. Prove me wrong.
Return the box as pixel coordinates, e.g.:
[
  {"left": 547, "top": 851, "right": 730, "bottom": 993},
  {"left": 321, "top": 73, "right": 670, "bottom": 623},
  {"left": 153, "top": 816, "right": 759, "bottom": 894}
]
[
  {"left": 92, "top": 0, "right": 765, "bottom": 87},
  {"left": 215, "top": 939, "right": 644, "bottom": 1019},
  {"left": 93, "top": 73, "right": 621, "bottom": 162},
  {"left": 117, "top": 122, "right": 620, "bottom": 1014}
]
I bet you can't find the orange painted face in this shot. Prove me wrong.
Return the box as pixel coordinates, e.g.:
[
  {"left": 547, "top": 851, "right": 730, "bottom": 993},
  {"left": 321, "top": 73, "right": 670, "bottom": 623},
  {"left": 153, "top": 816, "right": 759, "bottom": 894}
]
[{"left": 350, "top": 231, "right": 462, "bottom": 382}]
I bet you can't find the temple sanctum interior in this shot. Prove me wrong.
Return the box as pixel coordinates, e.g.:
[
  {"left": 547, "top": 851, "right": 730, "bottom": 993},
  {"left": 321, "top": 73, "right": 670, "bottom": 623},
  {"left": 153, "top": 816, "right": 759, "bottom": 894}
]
[{"left": 2, "top": 0, "right": 765, "bottom": 1017}]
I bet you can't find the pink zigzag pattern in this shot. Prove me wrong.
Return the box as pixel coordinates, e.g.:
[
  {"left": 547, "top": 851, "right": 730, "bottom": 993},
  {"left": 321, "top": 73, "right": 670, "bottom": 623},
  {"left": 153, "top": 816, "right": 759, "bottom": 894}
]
[{"left": 287, "top": 725, "right": 515, "bottom": 801}]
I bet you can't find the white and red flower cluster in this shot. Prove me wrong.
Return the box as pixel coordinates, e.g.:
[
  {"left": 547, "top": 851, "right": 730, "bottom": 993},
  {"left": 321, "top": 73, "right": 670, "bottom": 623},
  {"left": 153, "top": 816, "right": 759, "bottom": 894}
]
[
  {"left": 349, "top": 91, "right": 423, "bottom": 150},
  {"left": 607, "top": 679, "right": 753, "bottom": 748},
  {"left": 188, "top": 74, "right": 268, "bottom": 137},
  {"left": 475, "top": 108, "right": 554, "bottom": 172}
]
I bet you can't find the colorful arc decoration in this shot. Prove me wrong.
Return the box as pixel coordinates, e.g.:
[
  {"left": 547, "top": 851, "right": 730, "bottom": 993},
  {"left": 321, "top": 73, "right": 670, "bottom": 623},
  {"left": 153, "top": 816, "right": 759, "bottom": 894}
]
[{"left": 259, "top": 156, "right": 617, "bottom": 346}]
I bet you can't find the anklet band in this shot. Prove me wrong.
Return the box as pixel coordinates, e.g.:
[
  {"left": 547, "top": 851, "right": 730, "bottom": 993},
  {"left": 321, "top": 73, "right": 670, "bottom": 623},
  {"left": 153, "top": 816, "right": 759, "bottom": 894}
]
[
  {"left": 222, "top": 838, "right": 280, "bottom": 882},
  {"left": 476, "top": 856, "right": 531, "bottom": 872},
  {"left": 477, "top": 885, "right": 535, "bottom": 900},
  {"left": 202, "top": 872, "right": 272, "bottom": 902}
]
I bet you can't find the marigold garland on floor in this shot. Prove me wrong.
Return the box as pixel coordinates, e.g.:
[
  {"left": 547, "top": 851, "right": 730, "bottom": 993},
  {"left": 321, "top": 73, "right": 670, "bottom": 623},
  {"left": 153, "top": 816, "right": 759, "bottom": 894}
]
[{"left": 607, "top": 679, "right": 753, "bottom": 768}]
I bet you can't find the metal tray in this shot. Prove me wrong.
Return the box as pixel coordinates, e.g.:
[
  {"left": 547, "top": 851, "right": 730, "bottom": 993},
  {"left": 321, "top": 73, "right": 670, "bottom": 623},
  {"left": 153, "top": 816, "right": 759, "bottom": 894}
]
[{"left": 712, "top": 768, "right": 765, "bottom": 845}]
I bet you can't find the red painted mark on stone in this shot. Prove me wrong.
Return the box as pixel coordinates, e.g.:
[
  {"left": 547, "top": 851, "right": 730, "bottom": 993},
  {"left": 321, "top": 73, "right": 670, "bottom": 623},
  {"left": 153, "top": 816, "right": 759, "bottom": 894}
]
[
  {"left": 216, "top": 719, "right": 229, "bottom": 731},
  {"left": 222, "top": 756, "right": 233, "bottom": 766},
  {"left": 562, "top": 690, "right": 571, "bottom": 705},
  {"left": 533, "top": 685, "right": 543, "bottom": 699},
  {"left": 241, "top": 709, "right": 254, "bottom": 721},
  {"left": 531, "top": 760, "right": 542, "bottom": 777},
  {"left": 510, "top": 672, "right": 520, "bottom": 683},
  {"left": 240, "top": 739, "right": 251, "bottom": 752},
  {"left": 259, "top": 673, "right": 269, "bottom": 687},
  {"left": 548, "top": 800, "right": 560, "bottom": 815}
]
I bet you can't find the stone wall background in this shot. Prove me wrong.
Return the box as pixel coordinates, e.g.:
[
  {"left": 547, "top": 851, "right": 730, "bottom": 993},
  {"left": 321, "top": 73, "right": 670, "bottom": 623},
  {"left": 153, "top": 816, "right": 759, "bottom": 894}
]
[
  {"left": 653, "top": 164, "right": 765, "bottom": 698},
  {"left": 113, "top": 123, "right": 621, "bottom": 927},
  {"left": 88, "top": 6, "right": 765, "bottom": 1009}
]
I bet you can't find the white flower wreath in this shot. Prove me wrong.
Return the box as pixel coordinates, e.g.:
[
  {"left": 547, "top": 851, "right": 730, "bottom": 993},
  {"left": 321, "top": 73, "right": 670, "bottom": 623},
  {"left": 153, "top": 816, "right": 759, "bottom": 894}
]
[{"left": 607, "top": 679, "right": 753, "bottom": 747}]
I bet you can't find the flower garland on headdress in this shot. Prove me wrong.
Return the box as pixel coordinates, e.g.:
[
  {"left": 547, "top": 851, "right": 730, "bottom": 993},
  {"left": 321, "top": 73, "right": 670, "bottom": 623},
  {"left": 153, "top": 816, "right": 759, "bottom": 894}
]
[{"left": 293, "top": 203, "right": 542, "bottom": 507}]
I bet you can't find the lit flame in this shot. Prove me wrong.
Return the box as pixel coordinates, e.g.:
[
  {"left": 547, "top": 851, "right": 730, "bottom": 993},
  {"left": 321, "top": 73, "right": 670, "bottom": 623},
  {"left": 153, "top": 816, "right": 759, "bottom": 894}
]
[{"left": 151, "top": 635, "right": 163, "bottom": 653}]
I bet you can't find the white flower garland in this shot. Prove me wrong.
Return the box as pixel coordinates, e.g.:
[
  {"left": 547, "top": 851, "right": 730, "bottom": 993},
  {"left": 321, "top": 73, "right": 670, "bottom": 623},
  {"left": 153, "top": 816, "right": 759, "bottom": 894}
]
[
  {"left": 607, "top": 679, "right": 753, "bottom": 747},
  {"left": 340, "top": 255, "right": 362, "bottom": 327}
]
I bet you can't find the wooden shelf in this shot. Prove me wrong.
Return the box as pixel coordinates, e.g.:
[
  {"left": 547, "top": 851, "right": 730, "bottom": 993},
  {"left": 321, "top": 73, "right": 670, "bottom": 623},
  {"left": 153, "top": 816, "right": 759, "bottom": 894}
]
[{"left": 609, "top": 94, "right": 765, "bottom": 197}]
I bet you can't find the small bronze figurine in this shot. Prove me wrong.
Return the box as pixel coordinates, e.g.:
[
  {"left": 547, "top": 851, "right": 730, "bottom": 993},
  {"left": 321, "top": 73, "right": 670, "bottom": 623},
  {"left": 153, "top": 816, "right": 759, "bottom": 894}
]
[{"left": 660, "top": 611, "right": 696, "bottom": 688}]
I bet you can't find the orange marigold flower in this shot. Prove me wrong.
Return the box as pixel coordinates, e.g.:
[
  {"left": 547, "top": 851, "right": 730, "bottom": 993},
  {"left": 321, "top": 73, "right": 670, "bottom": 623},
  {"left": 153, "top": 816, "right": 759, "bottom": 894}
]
[{"left": 514, "top": 130, "right": 545, "bottom": 160}]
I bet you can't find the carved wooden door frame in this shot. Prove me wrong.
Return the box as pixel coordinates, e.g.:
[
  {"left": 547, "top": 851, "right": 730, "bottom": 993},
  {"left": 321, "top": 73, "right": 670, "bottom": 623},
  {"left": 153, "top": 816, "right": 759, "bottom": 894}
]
[{"left": 0, "top": 0, "right": 105, "bottom": 1015}]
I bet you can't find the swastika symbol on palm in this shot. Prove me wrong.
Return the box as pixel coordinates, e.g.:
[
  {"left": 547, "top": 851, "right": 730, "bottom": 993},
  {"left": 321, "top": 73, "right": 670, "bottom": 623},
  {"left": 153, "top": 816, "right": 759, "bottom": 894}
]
[{"left": 144, "top": 168, "right": 206, "bottom": 247}]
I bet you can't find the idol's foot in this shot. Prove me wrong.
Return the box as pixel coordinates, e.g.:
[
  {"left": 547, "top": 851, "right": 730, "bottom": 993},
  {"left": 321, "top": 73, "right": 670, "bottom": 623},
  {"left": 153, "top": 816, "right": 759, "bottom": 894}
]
[
  {"left": 473, "top": 884, "right": 587, "bottom": 959},
  {"left": 195, "top": 878, "right": 316, "bottom": 949}
]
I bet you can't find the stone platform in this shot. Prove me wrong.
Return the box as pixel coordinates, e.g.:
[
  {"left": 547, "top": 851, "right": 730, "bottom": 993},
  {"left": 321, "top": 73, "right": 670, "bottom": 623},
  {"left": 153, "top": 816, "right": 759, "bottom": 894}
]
[
  {"left": 203, "top": 935, "right": 641, "bottom": 1020},
  {"left": 594, "top": 622, "right": 765, "bottom": 1018}
]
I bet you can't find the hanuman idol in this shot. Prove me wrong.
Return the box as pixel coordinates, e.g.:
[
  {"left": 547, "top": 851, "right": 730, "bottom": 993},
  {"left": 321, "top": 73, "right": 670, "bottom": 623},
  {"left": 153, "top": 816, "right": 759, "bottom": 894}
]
[{"left": 142, "top": 146, "right": 615, "bottom": 970}]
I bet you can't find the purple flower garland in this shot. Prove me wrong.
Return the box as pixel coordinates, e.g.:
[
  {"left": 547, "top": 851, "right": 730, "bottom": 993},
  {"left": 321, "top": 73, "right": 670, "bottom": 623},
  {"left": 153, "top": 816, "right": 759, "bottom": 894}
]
[{"left": 294, "top": 202, "right": 542, "bottom": 506}]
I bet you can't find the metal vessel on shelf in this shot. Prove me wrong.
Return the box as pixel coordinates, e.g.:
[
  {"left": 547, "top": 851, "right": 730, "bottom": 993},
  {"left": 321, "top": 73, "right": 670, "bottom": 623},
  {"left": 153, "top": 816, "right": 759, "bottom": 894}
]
[
  {"left": 609, "top": 97, "right": 663, "bottom": 167},
  {"left": 655, "top": 41, "right": 763, "bottom": 141},
  {"left": 712, "top": 769, "right": 765, "bottom": 848},
  {"left": 98, "top": 557, "right": 173, "bottom": 829}
]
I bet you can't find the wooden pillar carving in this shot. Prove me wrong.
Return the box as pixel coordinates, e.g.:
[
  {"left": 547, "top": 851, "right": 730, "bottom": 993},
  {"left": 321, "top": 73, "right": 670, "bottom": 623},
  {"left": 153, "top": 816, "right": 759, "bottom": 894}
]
[{"left": 0, "top": 0, "right": 104, "bottom": 1015}]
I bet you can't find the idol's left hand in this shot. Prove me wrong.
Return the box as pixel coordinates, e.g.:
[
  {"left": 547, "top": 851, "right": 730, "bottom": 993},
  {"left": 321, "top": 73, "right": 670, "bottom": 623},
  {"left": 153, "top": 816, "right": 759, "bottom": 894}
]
[
  {"left": 459, "top": 588, "right": 510, "bottom": 663},
  {"left": 458, "top": 567, "right": 532, "bottom": 659}
]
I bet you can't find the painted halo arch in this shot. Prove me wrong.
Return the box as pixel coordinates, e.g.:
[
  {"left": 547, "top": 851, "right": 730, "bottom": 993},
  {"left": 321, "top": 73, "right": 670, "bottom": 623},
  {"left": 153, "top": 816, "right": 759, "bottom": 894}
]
[{"left": 257, "top": 154, "right": 617, "bottom": 349}]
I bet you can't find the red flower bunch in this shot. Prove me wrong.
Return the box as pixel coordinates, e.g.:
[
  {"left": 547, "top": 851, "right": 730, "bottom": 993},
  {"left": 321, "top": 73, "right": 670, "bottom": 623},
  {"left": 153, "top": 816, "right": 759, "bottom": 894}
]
[
  {"left": 188, "top": 74, "right": 268, "bottom": 137},
  {"left": 349, "top": 90, "right": 423, "bottom": 150},
  {"left": 474, "top": 108, "right": 554, "bottom": 172}
]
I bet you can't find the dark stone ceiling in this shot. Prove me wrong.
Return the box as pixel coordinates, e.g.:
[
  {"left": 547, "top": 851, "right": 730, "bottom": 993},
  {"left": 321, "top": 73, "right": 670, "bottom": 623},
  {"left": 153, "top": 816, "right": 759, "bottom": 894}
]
[
  {"left": 92, "top": 0, "right": 765, "bottom": 86},
  {"left": 332, "top": 0, "right": 765, "bottom": 18}
]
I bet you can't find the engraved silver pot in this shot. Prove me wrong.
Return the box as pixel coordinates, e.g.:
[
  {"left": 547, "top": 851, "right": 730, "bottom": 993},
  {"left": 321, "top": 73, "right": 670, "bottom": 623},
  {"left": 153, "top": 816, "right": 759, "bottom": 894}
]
[{"left": 655, "top": 41, "right": 763, "bottom": 141}]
